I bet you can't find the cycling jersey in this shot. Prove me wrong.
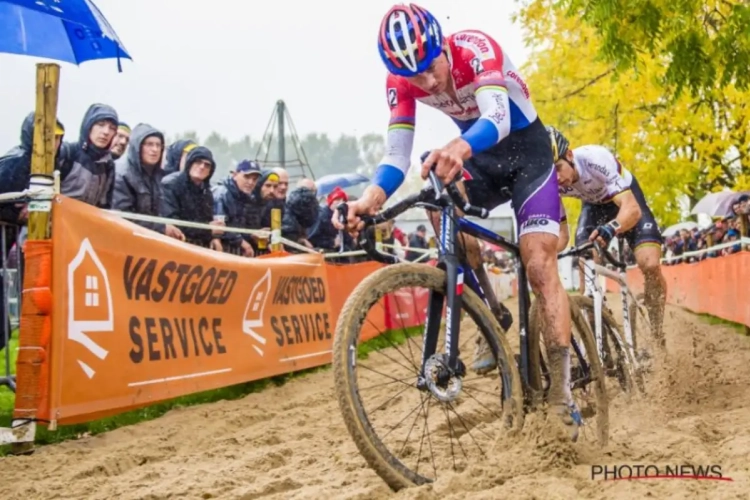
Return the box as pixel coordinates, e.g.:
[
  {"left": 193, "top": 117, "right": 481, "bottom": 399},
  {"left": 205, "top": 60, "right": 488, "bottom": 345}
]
[
  {"left": 373, "top": 29, "right": 538, "bottom": 197},
  {"left": 561, "top": 146, "right": 662, "bottom": 250},
  {"left": 558, "top": 145, "right": 633, "bottom": 204},
  {"left": 573, "top": 177, "right": 663, "bottom": 250}
]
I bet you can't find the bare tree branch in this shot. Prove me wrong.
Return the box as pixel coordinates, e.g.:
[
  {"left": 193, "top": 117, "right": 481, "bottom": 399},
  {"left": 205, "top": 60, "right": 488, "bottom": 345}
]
[{"left": 537, "top": 68, "right": 616, "bottom": 103}]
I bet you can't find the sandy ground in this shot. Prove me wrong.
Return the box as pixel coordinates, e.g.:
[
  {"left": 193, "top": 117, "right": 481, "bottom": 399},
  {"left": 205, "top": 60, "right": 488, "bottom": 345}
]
[{"left": 1, "top": 296, "right": 749, "bottom": 500}]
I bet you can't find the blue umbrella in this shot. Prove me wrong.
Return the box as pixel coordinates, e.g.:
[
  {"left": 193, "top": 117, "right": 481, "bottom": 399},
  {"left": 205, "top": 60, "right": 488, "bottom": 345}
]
[
  {"left": 0, "top": 0, "right": 130, "bottom": 70},
  {"left": 316, "top": 173, "right": 369, "bottom": 196}
]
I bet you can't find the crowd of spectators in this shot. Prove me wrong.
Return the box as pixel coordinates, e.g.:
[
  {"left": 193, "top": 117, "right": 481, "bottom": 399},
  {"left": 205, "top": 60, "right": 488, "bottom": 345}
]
[
  {"left": 0, "top": 106, "right": 377, "bottom": 261},
  {"left": 0, "top": 105, "right": 400, "bottom": 350},
  {"left": 663, "top": 195, "right": 749, "bottom": 264}
]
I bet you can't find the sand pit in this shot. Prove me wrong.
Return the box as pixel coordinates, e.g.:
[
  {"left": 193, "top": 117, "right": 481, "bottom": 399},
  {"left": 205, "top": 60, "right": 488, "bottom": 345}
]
[{"left": 1, "top": 297, "right": 749, "bottom": 499}]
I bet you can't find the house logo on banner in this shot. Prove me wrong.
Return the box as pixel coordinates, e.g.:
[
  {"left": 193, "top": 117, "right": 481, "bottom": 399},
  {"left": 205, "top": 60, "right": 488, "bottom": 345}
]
[
  {"left": 243, "top": 268, "right": 272, "bottom": 356},
  {"left": 67, "top": 238, "right": 114, "bottom": 379}
]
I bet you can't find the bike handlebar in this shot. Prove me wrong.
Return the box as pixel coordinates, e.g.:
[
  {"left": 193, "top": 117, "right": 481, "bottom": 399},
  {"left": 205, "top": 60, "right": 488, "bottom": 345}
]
[
  {"left": 423, "top": 153, "right": 490, "bottom": 219},
  {"left": 558, "top": 240, "right": 628, "bottom": 270},
  {"left": 334, "top": 151, "right": 491, "bottom": 264}
]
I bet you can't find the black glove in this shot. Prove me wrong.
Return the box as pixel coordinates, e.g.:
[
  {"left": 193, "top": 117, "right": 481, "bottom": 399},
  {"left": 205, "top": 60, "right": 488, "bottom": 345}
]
[{"left": 593, "top": 222, "right": 617, "bottom": 245}]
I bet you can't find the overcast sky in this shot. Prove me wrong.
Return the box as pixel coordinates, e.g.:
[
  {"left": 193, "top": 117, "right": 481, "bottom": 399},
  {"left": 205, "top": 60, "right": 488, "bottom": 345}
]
[{"left": 0, "top": 0, "right": 529, "bottom": 164}]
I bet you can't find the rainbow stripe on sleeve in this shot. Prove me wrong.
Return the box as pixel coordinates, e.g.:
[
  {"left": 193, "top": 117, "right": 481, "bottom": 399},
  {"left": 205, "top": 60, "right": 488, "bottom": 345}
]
[
  {"left": 474, "top": 74, "right": 507, "bottom": 94},
  {"left": 388, "top": 115, "right": 415, "bottom": 132}
]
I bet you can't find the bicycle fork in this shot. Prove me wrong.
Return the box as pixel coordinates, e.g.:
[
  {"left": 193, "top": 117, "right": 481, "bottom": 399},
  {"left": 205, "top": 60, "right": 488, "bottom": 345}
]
[
  {"left": 418, "top": 207, "right": 466, "bottom": 400},
  {"left": 582, "top": 259, "right": 605, "bottom": 362}
]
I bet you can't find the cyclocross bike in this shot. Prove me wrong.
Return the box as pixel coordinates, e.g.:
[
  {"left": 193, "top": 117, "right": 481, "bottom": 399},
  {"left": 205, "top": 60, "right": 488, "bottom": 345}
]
[
  {"left": 573, "top": 240, "right": 652, "bottom": 395},
  {"left": 332, "top": 171, "right": 610, "bottom": 491}
]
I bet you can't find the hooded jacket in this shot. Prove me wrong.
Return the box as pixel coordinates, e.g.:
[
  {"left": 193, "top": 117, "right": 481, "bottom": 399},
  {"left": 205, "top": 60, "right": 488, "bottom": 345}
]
[
  {"left": 212, "top": 175, "right": 261, "bottom": 246},
  {"left": 282, "top": 187, "right": 320, "bottom": 247},
  {"left": 163, "top": 139, "right": 197, "bottom": 175},
  {"left": 58, "top": 103, "right": 118, "bottom": 208},
  {"left": 112, "top": 123, "right": 167, "bottom": 233},
  {"left": 0, "top": 112, "right": 65, "bottom": 224},
  {"left": 160, "top": 146, "right": 216, "bottom": 244},
  {"left": 308, "top": 204, "right": 339, "bottom": 250}
]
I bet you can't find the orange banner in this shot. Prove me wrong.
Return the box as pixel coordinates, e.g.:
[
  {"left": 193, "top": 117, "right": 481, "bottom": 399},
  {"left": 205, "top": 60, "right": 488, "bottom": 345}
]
[
  {"left": 325, "top": 261, "right": 387, "bottom": 342},
  {"left": 49, "top": 196, "right": 342, "bottom": 424},
  {"left": 605, "top": 252, "right": 750, "bottom": 328}
]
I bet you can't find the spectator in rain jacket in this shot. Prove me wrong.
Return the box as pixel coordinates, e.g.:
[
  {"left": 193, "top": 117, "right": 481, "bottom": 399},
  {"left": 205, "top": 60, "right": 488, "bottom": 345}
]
[
  {"left": 252, "top": 169, "right": 282, "bottom": 228},
  {"left": 309, "top": 186, "right": 347, "bottom": 251},
  {"left": 282, "top": 180, "right": 320, "bottom": 251},
  {"left": 112, "top": 123, "right": 184, "bottom": 240},
  {"left": 58, "top": 103, "right": 119, "bottom": 208},
  {"left": 0, "top": 112, "right": 64, "bottom": 353},
  {"left": 273, "top": 167, "right": 290, "bottom": 200},
  {"left": 163, "top": 139, "right": 197, "bottom": 175},
  {"left": 0, "top": 112, "right": 65, "bottom": 225},
  {"left": 161, "top": 146, "right": 217, "bottom": 248},
  {"left": 110, "top": 122, "right": 131, "bottom": 160},
  {"left": 213, "top": 160, "right": 262, "bottom": 257},
  {"left": 407, "top": 225, "right": 429, "bottom": 262}
]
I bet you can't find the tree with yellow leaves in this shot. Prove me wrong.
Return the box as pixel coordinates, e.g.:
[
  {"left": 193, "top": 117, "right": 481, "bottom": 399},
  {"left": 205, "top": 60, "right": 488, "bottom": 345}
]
[
  {"left": 559, "top": 0, "right": 750, "bottom": 95},
  {"left": 516, "top": 0, "right": 750, "bottom": 231}
]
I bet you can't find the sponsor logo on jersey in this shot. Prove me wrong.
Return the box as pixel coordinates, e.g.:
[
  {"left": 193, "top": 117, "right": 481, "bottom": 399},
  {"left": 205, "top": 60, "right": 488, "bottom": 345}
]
[
  {"left": 521, "top": 216, "right": 550, "bottom": 229},
  {"left": 418, "top": 86, "right": 481, "bottom": 120},
  {"left": 506, "top": 70, "right": 530, "bottom": 99},
  {"left": 590, "top": 162, "right": 610, "bottom": 177},
  {"left": 489, "top": 104, "right": 506, "bottom": 125},
  {"left": 454, "top": 33, "right": 494, "bottom": 59}
]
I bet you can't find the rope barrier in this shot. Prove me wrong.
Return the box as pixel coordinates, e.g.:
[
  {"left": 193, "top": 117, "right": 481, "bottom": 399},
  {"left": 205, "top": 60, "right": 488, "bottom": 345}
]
[
  {"left": 0, "top": 188, "right": 48, "bottom": 203},
  {"left": 614, "top": 237, "right": 750, "bottom": 270},
  {"left": 103, "top": 209, "right": 318, "bottom": 255},
  {"left": 662, "top": 237, "right": 750, "bottom": 263},
  {"left": 3, "top": 190, "right": 747, "bottom": 264}
]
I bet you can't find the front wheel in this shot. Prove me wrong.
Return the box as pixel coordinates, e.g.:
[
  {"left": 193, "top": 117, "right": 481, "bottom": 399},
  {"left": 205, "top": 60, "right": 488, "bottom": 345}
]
[
  {"left": 573, "top": 295, "right": 644, "bottom": 397},
  {"left": 332, "top": 263, "right": 524, "bottom": 491}
]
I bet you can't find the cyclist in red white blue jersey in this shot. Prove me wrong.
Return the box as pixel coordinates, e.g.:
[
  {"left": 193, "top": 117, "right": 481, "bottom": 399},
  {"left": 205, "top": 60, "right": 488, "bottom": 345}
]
[{"left": 334, "top": 3, "right": 580, "bottom": 439}]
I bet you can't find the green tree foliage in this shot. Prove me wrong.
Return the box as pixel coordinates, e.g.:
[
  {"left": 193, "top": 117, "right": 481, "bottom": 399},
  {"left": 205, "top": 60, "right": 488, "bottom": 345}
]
[
  {"left": 554, "top": 0, "right": 750, "bottom": 94},
  {"left": 518, "top": 0, "right": 750, "bottom": 229}
]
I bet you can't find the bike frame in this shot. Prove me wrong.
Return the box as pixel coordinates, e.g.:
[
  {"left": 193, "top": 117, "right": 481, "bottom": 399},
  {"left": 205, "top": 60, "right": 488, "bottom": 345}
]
[
  {"left": 424, "top": 202, "right": 539, "bottom": 392},
  {"left": 579, "top": 239, "right": 641, "bottom": 371},
  {"left": 344, "top": 173, "right": 597, "bottom": 403}
]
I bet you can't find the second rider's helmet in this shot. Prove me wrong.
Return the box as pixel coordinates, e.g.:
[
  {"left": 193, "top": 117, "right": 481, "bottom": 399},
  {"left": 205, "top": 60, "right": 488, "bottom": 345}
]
[
  {"left": 377, "top": 3, "right": 444, "bottom": 77},
  {"left": 546, "top": 125, "right": 570, "bottom": 162}
]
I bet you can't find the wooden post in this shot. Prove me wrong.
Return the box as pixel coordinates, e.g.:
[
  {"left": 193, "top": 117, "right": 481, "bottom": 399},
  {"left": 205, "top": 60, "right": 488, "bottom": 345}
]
[
  {"left": 270, "top": 208, "right": 282, "bottom": 252},
  {"left": 8, "top": 63, "right": 60, "bottom": 456},
  {"left": 27, "top": 63, "right": 61, "bottom": 240}
]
